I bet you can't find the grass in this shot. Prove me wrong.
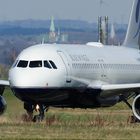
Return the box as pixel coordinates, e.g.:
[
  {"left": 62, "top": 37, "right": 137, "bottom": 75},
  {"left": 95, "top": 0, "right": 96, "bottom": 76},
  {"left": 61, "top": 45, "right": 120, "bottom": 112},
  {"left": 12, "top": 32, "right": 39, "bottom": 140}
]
[{"left": 0, "top": 89, "right": 140, "bottom": 139}]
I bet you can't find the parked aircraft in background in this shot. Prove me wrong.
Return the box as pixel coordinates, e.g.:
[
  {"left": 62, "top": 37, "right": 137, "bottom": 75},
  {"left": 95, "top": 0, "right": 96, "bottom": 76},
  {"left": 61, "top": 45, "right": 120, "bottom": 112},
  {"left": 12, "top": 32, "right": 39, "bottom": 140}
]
[{"left": 0, "top": 0, "right": 140, "bottom": 122}]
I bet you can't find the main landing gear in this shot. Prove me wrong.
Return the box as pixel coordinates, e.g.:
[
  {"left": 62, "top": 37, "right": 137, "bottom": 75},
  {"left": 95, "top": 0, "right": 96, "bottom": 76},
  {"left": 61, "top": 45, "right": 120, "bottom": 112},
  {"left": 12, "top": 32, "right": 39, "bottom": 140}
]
[
  {"left": 24, "top": 103, "right": 49, "bottom": 122},
  {"left": 121, "top": 95, "right": 140, "bottom": 123}
]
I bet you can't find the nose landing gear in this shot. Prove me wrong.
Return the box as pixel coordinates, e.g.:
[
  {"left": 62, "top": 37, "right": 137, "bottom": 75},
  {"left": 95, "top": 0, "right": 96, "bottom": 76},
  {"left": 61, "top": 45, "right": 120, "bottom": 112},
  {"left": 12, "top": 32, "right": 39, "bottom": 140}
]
[
  {"left": 33, "top": 104, "right": 45, "bottom": 122},
  {"left": 24, "top": 103, "right": 48, "bottom": 122}
]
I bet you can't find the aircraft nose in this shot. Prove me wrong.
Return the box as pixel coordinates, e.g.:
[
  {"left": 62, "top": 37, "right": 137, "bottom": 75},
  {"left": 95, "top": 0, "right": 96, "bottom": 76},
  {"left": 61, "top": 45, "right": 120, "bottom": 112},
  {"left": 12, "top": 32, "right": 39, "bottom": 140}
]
[
  {"left": 9, "top": 68, "right": 42, "bottom": 87},
  {"left": 9, "top": 68, "right": 49, "bottom": 87},
  {"left": 9, "top": 63, "right": 65, "bottom": 88},
  {"left": 9, "top": 69, "right": 28, "bottom": 87}
]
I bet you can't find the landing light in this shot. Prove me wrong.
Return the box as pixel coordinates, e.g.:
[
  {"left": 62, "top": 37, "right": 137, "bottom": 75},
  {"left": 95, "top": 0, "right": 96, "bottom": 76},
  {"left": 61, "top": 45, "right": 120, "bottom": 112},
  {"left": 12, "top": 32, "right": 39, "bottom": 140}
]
[{"left": 36, "top": 104, "right": 40, "bottom": 111}]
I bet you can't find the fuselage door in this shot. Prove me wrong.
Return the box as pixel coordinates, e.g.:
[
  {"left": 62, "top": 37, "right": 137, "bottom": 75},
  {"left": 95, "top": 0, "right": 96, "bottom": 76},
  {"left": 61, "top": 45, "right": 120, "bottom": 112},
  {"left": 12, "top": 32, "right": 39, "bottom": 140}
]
[{"left": 57, "top": 51, "right": 71, "bottom": 83}]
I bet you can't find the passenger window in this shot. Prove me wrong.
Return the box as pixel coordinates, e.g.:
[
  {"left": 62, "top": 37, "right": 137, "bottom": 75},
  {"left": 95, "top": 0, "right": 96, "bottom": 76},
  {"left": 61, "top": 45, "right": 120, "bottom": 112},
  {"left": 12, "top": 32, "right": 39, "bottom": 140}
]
[
  {"left": 29, "top": 61, "right": 42, "bottom": 68},
  {"left": 44, "top": 61, "right": 52, "bottom": 69},
  {"left": 49, "top": 60, "right": 57, "bottom": 69},
  {"left": 17, "top": 60, "right": 28, "bottom": 68}
]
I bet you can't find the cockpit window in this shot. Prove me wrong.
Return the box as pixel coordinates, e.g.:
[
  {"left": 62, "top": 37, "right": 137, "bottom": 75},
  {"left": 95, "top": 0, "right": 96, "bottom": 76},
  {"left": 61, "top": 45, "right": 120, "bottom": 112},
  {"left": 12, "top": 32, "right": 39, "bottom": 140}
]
[
  {"left": 17, "top": 60, "right": 28, "bottom": 68},
  {"left": 44, "top": 61, "right": 52, "bottom": 69},
  {"left": 29, "top": 61, "right": 42, "bottom": 68},
  {"left": 49, "top": 60, "right": 57, "bottom": 69},
  {"left": 12, "top": 60, "right": 19, "bottom": 68}
]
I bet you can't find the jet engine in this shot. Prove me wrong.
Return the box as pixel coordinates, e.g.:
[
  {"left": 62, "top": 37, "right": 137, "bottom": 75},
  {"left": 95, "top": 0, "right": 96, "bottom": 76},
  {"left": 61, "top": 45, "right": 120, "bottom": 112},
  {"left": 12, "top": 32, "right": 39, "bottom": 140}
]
[
  {"left": 0, "top": 95, "right": 7, "bottom": 115},
  {"left": 132, "top": 94, "right": 140, "bottom": 121}
]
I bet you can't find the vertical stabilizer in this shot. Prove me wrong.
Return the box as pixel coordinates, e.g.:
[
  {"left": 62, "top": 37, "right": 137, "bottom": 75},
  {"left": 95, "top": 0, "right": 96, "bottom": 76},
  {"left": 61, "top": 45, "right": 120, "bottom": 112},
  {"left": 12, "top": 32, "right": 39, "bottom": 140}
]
[{"left": 123, "top": 0, "right": 140, "bottom": 49}]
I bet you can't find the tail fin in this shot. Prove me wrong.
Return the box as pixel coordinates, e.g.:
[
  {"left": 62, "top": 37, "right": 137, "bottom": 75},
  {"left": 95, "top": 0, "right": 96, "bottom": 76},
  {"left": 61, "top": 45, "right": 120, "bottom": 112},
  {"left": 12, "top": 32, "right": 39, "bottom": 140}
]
[{"left": 123, "top": 0, "right": 140, "bottom": 49}]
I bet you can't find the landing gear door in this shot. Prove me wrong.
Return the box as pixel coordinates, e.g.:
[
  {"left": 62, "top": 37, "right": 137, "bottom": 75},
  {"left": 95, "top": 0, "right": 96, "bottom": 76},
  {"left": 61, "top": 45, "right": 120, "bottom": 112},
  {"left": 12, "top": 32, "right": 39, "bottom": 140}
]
[{"left": 57, "top": 51, "right": 71, "bottom": 83}]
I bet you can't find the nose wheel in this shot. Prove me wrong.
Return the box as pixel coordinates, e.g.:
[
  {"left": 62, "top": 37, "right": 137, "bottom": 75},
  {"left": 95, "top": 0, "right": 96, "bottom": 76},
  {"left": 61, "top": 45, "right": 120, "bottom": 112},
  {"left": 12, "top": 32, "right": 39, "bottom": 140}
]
[
  {"left": 33, "top": 104, "right": 45, "bottom": 122},
  {"left": 24, "top": 103, "right": 48, "bottom": 122}
]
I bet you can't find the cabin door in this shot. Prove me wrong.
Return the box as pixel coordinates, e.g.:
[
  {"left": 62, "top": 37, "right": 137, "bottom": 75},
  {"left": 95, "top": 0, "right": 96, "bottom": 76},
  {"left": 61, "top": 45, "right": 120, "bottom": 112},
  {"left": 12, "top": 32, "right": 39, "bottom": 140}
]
[{"left": 57, "top": 51, "right": 71, "bottom": 83}]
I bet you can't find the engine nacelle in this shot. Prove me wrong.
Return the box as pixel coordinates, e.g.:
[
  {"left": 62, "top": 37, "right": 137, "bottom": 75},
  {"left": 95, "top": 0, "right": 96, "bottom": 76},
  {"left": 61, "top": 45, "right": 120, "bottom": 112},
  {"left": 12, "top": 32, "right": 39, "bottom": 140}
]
[
  {"left": 0, "top": 95, "right": 7, "bottom": 115},
  {"left": 132, "top": 94, "right": 140, "bottom": 120}
]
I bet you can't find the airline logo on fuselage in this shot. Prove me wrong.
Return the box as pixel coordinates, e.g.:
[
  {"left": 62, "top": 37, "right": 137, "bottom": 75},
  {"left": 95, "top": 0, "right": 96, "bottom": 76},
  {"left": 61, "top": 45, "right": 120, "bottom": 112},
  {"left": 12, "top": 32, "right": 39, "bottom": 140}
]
[{"left": 69, "top": 54, "right": 89, "bottom": 62}]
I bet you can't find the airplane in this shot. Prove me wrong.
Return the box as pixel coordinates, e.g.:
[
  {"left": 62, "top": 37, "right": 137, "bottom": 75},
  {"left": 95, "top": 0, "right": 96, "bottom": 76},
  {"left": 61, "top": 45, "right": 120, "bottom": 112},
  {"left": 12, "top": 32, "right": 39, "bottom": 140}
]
[{"left": 0, "top": 0, "right": 140, "bottom": 122}]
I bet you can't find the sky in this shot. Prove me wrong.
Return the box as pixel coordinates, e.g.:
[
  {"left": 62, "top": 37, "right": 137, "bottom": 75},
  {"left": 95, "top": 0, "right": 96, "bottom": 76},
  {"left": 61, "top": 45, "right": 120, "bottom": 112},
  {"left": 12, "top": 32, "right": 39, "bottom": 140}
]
[{"left": 0, "top": 0, "right": 132, "bottom": 23}]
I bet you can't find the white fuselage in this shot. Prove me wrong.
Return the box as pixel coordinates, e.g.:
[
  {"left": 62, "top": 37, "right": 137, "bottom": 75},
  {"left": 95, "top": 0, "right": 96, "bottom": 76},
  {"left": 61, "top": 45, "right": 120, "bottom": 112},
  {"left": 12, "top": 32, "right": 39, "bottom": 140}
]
[{"left": 8, "top": 44, "right": 140, "bottom": 106}]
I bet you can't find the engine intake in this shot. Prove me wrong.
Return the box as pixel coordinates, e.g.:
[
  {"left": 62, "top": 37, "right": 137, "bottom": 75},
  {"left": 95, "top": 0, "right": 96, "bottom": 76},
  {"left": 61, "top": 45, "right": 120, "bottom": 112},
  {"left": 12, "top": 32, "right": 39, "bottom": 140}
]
[
  {"left": 132, "top": 94, "right": 140, "bottom": 121},
  {"left": 0, "top": 95, "right": 7, "bottom": 115}
]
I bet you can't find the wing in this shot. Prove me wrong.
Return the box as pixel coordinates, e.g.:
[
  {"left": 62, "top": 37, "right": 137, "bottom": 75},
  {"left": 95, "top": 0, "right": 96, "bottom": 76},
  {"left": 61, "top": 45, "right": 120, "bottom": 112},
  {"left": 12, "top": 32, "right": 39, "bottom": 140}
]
[
  {"left": 71, "top": 76, "right": 140, "bottom": 97},
  {"left": 0, "top": 80, "right": 9, "bottom": 86}
]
